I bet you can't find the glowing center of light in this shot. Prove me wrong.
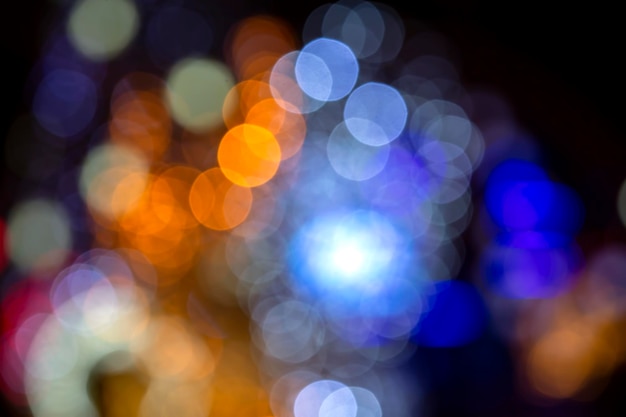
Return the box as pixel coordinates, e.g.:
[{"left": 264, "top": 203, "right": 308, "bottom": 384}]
[
  {"left": 295, "top": 210, "right": 402, "bottom": 293},
  {"left": 330, "top": 238, "right": 369, "bottom": 277}
]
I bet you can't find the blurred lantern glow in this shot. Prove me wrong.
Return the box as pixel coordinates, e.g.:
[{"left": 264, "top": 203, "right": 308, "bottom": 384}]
[
  {"left": 344, "top": 82, "right": 407, "bottom": 146},
  {"left": 218, "top": 124, "right": 282, "bottom": 187},
  {"left": 32, "top": 69, "right": 98, "bottom": 138},
  {"left": 166, "top": 58, "right": 235, "bottom": 132},
  {"left": 6, "top": 199, "right": 72, "bottom": 275},
  {"left": 67, "top": 0, "right": 139, "bottom": 61},
  {"left": 109, "top": 86, "right": 171, "bottom": 162},
  {"left": 189, "top": 168, "right": 253, "bottom": 230}
]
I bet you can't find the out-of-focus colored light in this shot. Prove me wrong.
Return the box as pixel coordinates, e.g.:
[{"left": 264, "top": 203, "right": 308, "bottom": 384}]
[
  {"left": 270, "top": 51, "right": 325, "bottom": 114},
  {"left": 344, "top": 82, "right": 407, "bottom": 146},
  {"left": 227, "top": 15, "right": 297, "bottom": 80},
  {"left": 246, "top": 98, "right": 307, "bottom": 160},
  {"left": 304, "top": 1, "right": 404, "bottom": 64},
  {"left": 223, "top": 80, "right": 274, "bottom": 129},
  {"left": 67, "top": 0, "right": 139, "bottom": 62},
  {"left": 131, "top": 315, "right": 216, "bottom": 381},
  {"left": 145, "top": 6, "right": 213, "bottom": 69},
  {"left": 150, "top": 165, "right": 201, "bottom": 230},
  {"left": 109, "top": 86, "right": 171, "bottom": 162},
  {"left": 6, "top": 199, "right": 72, "bottom": 275},
  {"left": 527, "top": 327, "right": 596, "bottom": 398},
  {"left": 482, "top": 239, "right": 580, "bottom": 299},
  {"left": 288, "top": 210, "right": 418, "bottom": 323},
  {"left": 296, "top": 38, "right": 359, "bottom": 102},
  {"left": 166, "top": 58, "right": 235, "bottom": 132},
  {"left": 257, "top": 300, "right": 325, "bottom": 363},
  {"left": 189, "top": 168, "right": 253, "bottom": 230},
  {"left": 488, "top": 179, "right": 583, "bottom": 233},
  {"left": 327, "top": 121, "right": 391, "bottom": 181},
  {"left": 218, "top": 124, "right": 282, "bottom": 187},
  {"left": 414, "top": 280, "right": 486, "bottom": 347},
  {"left": 32, "top": 69, "right": 97, "bottom": 138},
  {"left": 294, "top": 379, "right": 354, "bottom": 417},
  {"left": 321, "top": 1, "right": 385, "bottom": 59},
  {"left": 79, "top": 143, "right": 149, "bottom": 222}
]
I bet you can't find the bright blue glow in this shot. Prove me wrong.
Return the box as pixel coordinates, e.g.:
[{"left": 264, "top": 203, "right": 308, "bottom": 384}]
[
  {"left": 344, "top": 82, "right": 407, "bottom": 146},
  {"left": 288, "top": 210, "right": 411, "bottom": 314},
  {"left": 415, "top": 280, "right": 486, "bottom": 347},
  {"left": 32, "top": 69, "right": 97, "bottom": 138},
  {"left": 296, "top": 38, "right": 359, "bottom": 101},
  {"left": 485, "top": 159, "right": 584, "bottom": 233}
]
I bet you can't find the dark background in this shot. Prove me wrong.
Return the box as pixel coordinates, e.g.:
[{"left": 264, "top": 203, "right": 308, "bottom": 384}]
[{"left": 2, "top": 1, "right": 625, "bottom": 416}]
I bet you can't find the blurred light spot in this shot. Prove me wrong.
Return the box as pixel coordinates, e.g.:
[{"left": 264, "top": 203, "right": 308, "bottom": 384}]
[
  {"left": 223, "top": 80, "right": 274, "bottom": 129},
  {"left": 294, "top": 379, "right": 351, "bottom": 417},
  {"left": 527, "top": 328, "right": 595, "bottom": 398},
  {"left": 166, "top": 58, "right": 235, "bottom": 132},
  {"left": 270, "top": 51, "right": 325, "bottom": 114},
  {"left": 289, "top": 210, "right": 416, "bottom": 319},
  {"left": 327, "top": 121, "right": 390, "bottom": 181},
  {"left": 319, "top": 386, "right": 358, "bottom": 417},
  {"left": 32, "top": 69, "right": 97, "bottom": 138},
  {"left": 79, "top": 143, "right": 149, "bottom": 221},
  {"left": 246, "top": 98, "right": 306, "bottom": 160},
  {"left": 132, "top": 316, "right": 214, "bottom": 381},
  {"left": 189, "top": 168, "right": 253, "bottom": 230},
  {"left": 218, "top": 124, "right": 282, "bottom": 187},
  {"left": 67, "top": 0, "right": 139, "bottom": 61},
  {"left": 344, "top": 82, "right": 406, "bottom": 147},
  {"left": 109, "top": 86, "right": 171, "bottom": 162},
  {"left": 351, "top": 386, "right": 382, "bottom": 417},
  {"left": 485, "top": 163, "right": 584, "bottom": 233},
  {"left": 484, "top": 240, "right": 581, "bottom": 299},
  {"left": 149, "top": 165, "right": 201, "bottom": 230},
  {"left": 25, "top": 315, "right": 79, "bottom": 381},
  {"left": 296, "top": 38, "right": 359, "bottom": 102},
  {"left": 6, "top": 199, "right": 72, "bottom": 275},
  {"left": 258, "top": 300, "right": 324, "bottom": 363},
  {"left": 226, "top": 15, "right": 297, "bottom": 80},
  {"left": 321, "top": 2, "right": 385, "bottom": 59}
]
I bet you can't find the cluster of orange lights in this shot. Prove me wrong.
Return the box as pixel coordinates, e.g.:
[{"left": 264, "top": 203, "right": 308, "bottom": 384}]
[{"left": 83, "top": 16, "right": 305, "bottom": 287}]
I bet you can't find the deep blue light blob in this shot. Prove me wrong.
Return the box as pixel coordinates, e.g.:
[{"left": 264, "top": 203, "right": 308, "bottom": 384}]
[
  {"left": 484, "top": 159, "right": 584, "bottom": 234},
  {"left": 32, "top": 69, "right": 98, "bottom": 138},
  {"left": 295, "top": 38, "right": 359, "bottom": 101},
  {"left": 415, "top": 280, "right": 487, "bottom": 347},
  {"left": 481, "top": 240, "right": 581, "bottom": 299}
]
